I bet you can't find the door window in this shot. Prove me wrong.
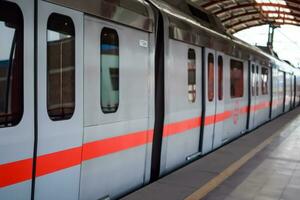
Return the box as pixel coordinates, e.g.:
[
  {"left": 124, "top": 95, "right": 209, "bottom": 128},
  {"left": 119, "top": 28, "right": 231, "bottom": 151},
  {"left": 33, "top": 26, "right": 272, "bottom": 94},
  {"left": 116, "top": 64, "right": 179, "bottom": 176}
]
[
  {"left": 188, "top": 48, "right": 196, "bottom": 102},
  {"left": 208, "top": 53, "right": 214, "bottom": 101},
  {"left": 251, "top": 64, "right": 255, "bottom": 96},
  {"left": 101, "top": 27, "right": 119, "bottom": 113},
  {"left": 261, "top": 67, "right": 269, "bottom": 95},
  {"left": 230, "top": 59, "right": 244, "bottom": 98},
  {"left": 218, "top": 55, "right": 223, "bottom": 100},
  {"left": 47, "top": 13, "right": 75, "bottom": 121},
  {"left": 0, "top": 2, "right": 23, "bottom": 127}
]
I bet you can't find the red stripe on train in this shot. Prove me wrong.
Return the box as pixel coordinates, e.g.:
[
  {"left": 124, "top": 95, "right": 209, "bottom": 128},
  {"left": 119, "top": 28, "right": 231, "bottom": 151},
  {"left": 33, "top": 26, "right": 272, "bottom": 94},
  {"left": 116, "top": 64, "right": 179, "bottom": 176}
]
[
  {"left": 0, "top": 158, "right": 32, "bottom": 187},
  {"left": 82, "top": 130, "right": 153, "bottom": 161},
  {"left": 36, "top": 147, "right": 82, "bottom": 177},
  {"left": 163, "top": 117, "right": 201, "bottom": 137},
  {"left": 0, "top": 101, "right": 271, "bottom": 188}
]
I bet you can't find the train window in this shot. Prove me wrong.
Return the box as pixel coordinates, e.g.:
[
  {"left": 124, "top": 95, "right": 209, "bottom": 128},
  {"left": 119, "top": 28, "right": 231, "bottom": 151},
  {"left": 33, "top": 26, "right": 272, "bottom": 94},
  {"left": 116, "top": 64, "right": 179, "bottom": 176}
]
[
  {"left": 230, "top": 59, "right": 244, "bottom": 98},
  {"left": 47, "top": 13, "right": 75, "bottom": 121},
  {"left": 256, "top": 66, "right": 259, "bottom": 96},
  {"left": 218, "top": 56, "right": 223, "bottom": 100},
  {"left": 261, "top": 67, "right": 269, "bottom": 95},
  {"left": 188, "top": 48, "right": 196, "bottom": 102},
  {"left": 0, "top": 2, "right": 23, "bottom": 128},
  {"left": 101, "top": 28, "right": 119, "bottom": 113},
  {"left": 251, "top": 64, "right": 255, "bottom": 96},
  {"left": 208, "top": 53, "right": 214, "bottom": 101}
]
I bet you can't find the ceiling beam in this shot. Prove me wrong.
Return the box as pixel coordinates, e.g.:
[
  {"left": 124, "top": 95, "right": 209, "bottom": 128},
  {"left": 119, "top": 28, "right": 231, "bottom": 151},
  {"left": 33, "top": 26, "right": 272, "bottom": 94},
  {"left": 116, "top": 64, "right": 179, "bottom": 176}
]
[
  {"left": 214, "top": 3, "right": 300, "bottom": 16},
  {"left": 202, "top": 0, "right": 300, "bottom": 9},
  {"left": 222, "top": 10, "right": 300, "bottom": 23},
  {"left": 226, "top": 17, "right": 267, "bottom": 29}
]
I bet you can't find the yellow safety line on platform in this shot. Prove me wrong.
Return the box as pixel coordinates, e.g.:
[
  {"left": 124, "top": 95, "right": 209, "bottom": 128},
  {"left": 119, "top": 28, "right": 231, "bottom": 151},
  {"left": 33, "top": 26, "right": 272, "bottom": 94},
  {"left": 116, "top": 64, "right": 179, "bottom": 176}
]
[{"left": 185, "top": 124, "right": 288, "bottom": 200}]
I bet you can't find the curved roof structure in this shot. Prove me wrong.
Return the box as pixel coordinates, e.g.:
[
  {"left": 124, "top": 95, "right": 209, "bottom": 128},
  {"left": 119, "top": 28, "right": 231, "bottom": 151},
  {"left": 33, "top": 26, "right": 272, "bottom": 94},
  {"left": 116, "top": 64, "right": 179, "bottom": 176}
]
[{"left": 192, "top": 0, "right": 300, "bottom": 34}]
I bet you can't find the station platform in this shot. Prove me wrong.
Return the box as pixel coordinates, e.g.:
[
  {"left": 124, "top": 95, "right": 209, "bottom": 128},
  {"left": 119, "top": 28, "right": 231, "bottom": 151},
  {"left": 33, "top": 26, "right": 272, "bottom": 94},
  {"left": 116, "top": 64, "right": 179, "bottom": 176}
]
[{"left": 122, "top": 107, "right": 300, "bottom": 200}]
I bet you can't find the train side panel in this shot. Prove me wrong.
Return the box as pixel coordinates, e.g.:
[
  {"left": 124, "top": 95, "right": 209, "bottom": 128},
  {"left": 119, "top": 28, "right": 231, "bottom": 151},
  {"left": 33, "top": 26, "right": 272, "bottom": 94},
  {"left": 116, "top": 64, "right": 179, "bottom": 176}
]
[
  {"left": 160, "top": 38, "right": 202, "bottom": 175},
  {"left": 223, "top": 58, "right": 248, "bottom": 140},
  {"left": 81, "top": 16, "right": 154, "bottom": 200},
  {"left": 0, "top": 0, "right": 34, "bottom": 199},
  {"left": 35, "top": 1, "right": 84, "bottom": 199},
  {"left": 252, "top": 64, "right": 271, "bottom": 127}
]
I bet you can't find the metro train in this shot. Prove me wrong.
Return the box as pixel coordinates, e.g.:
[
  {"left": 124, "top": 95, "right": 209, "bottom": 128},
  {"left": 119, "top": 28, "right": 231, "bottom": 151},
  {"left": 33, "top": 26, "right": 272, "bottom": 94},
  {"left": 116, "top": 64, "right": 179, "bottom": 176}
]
[{"left": 1, "top": 0, "right": 300, "bottom": 199}]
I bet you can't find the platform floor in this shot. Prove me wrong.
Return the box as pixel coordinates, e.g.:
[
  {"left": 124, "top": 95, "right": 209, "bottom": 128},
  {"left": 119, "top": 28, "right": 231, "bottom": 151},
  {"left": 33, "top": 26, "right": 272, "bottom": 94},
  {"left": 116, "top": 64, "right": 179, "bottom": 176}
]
[
  {"left": 204, "top": 111, "right": 300, "bottom": 200},
  {"left": 122, "top": 107, "right": 300, "bottom": 200}
]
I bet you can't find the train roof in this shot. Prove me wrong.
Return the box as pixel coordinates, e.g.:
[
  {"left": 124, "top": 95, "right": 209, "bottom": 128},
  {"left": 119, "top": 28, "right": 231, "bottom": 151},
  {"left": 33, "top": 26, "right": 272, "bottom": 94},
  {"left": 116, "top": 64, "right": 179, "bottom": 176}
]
[
  {"left": 45, "top": 0, "right": 154, "bottom": 32},
  {"left": 150, "top": 0, "right": 298, "bottom": 73},
  {"left": 45, "top": 0, "right": 299, "bottom": 74}
]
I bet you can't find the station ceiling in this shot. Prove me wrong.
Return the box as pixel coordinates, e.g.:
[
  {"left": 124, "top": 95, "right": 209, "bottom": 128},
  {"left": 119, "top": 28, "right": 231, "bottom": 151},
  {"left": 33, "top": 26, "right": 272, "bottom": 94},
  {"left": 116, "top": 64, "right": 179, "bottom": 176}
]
[{"left": 190, "top": 0, "right": 300, "bottom": 34}]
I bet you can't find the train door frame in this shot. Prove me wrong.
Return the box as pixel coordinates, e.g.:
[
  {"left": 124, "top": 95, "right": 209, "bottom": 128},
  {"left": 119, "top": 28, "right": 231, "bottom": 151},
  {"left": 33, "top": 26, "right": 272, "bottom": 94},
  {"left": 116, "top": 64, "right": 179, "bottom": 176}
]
[
  {"left": 269, "top": 65, "right": 273, "bottom": 119},
  {"left": 284, "top": 72, "right": 292, "bottom": 112},
  {"left": 202, "top": 48, "right": 216, "bottom": 154},
  {"left": 0, "top": 0, "right": 34, "bottom": 199},
  {"left": 248, "top": 61, "right": 257, "bottom": 130},
  {"left": 82, "top": 14, "right": 153, "bottom": 199},
  {"left": 35, "top": 1, "right": 84, "bottom": 199},
  {"left": 283, "top": 72, "right": 286, "bottom": 112},
  {"left": 212, "top": 52, "right": 225, "bottom": 149},
  {"left": 253, "top": 64, "right": 261, "bottom": 128}
]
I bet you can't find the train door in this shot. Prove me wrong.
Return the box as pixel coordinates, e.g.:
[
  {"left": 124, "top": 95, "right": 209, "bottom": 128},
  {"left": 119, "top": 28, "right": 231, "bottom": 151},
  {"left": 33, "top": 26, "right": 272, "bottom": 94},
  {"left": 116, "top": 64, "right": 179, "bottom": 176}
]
[
  {"left": 248, "top": 62, "right": 257, "bottom": 130},
  {"left": 212, "top": 53, "right": 225, "bottom": 149},
  {"left": 278, "top": 71, "right": 285, "bottom": 113},
  {"left": 290, "top": 74, "right": 293, "bottom": 109},
  {"left": 296, "top": 75, "right": 300, "bottom": 106},
  {"left": 284, "top": 73, "right": 291, "bottom": 112},
  {"left": 202, "top": 48, "right": 216, "bottom": 154},
  {"left": 253, "top": 64, "right": 262, "bottom": 127},
  {"left": 271, "top": 67, "right": 280, "bottom": 118},
  {"left": 0, "top": 1, "right": 34, "bottom": 199},
  {"left": 35, "top": 1, "right": 84, "bottom": 199},
  {"left": 82, "top": 15, "right": 152, "bottom": 199},
  {"left": 283, "top": 72, "right": 287, "bottom": 112}
]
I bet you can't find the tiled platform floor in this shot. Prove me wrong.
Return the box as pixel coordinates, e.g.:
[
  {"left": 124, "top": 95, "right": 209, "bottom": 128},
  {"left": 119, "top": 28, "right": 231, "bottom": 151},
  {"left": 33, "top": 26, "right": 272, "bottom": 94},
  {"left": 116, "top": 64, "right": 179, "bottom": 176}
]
[
  {"left": 204, "top": 112, "right": 300, "bottom": 200},
  {"left": 123, "top": 107, "right": 300, "bottom": 200}
]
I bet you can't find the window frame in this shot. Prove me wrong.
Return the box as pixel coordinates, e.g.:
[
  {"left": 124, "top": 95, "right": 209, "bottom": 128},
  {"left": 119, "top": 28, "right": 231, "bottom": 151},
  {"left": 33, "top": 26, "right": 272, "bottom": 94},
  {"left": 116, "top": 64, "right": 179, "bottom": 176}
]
[
  {"left": 207, "top": 53, "right": 214, "bottom": 102},
  {"left": 218, "top": 55, "right": 223, "bottom": 101},
  {"left": 46, "top": 12, "right": 76, "bottom": 121},
  {"left": 100, "top": 27, "right": 120, "bottom": 114},
  {"left": 251, "top": 64, "right": 255, "bottom": 96},
  {"left": 261, "top": 67, "right": 269, "bottom": 95},
  {"left": 188, "top": 48, "right": 196, "bottom": 103},
  {"left": 0, "top": 1, "right": 24, "bottom": 128},
  {"left": 230, "top": 59, "right": 244, "bottom": 98}
]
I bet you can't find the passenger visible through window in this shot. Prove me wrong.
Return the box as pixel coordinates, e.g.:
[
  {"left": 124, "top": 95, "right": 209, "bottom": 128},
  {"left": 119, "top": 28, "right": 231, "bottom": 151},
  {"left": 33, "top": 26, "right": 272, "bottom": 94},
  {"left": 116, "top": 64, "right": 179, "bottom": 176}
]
[
  {"left": 230, "top": 59, "right": 244, "bottom": 98},
  {"left": 101, "top": 27, "right": 119, "bottom": 113},
  {"left": 0, "top": 2, "right": 23, "bottom": 127},
  {"left": 47, "top": 13, "right": 75, "bottom": 121},
  {"left": 208, "top": 53, "right": 214, "bottom": 101},
  {"left": 188, "top": 48, "right": 196, "bottom": 102}
]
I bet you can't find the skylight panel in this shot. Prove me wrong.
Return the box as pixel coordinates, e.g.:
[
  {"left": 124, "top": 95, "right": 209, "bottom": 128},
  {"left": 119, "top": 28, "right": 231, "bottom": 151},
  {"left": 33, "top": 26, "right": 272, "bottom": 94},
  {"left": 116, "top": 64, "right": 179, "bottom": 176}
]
[
  {"left": 255, "top": 0, "right": 287, "bottom": 5},
  {"left": 257, "top": 0, "right": 290, "bottom": 13}
]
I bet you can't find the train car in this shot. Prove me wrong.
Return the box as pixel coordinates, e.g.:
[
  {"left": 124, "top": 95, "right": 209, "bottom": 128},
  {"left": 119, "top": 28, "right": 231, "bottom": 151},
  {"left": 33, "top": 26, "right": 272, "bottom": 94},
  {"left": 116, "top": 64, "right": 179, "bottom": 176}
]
[{"left": 1, "top": 0, "right": 300, "bottom": 200}]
